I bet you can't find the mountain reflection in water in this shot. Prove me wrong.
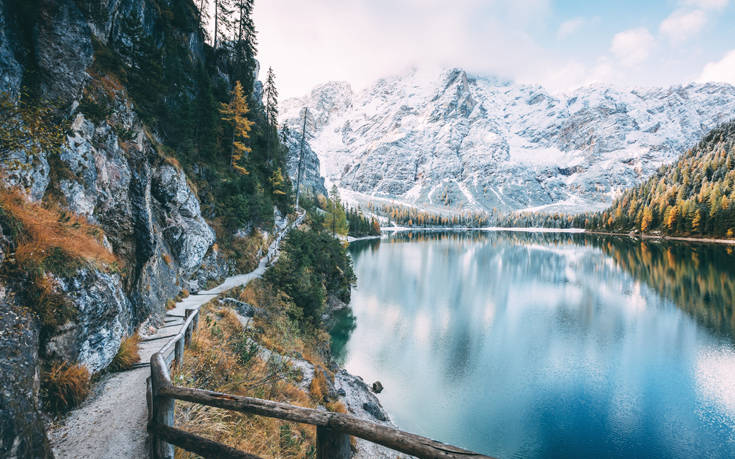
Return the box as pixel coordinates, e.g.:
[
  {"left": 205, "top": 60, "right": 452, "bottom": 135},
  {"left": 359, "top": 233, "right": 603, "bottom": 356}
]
[{"left": 331, "top": 231, "right": 735, "bottom": 458}]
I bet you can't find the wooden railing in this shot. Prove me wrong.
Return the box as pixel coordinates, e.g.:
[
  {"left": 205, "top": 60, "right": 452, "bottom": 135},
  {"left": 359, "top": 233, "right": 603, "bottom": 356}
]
[{"left": 147, "top": 307, "right": 493, "bottom": 459}]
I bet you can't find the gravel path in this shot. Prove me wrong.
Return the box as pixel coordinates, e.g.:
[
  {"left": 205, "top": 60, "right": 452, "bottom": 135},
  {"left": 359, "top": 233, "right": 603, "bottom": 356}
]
[{"left": 49, "top": 213, "right": 303, "bottom": 459}]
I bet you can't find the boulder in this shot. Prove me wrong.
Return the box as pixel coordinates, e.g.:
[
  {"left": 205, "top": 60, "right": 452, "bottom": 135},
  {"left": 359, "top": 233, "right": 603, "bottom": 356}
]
[{"left": 371, "top": 380, "right": 384, "bottom": 394}]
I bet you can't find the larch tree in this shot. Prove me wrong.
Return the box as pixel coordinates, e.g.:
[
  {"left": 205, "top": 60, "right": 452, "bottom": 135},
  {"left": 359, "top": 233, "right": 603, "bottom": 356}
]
[
  {"left": 220, "top": 81, "right": 254, "bottom": 175},
  {"left": 641, "top": 207, "right": 654, "bottom": 233}
]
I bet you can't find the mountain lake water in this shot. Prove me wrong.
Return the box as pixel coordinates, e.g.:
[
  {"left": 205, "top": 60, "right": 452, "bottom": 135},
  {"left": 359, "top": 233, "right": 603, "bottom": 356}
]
[{"left": 330, "top": 230, "right": 735, "bottom": 458}]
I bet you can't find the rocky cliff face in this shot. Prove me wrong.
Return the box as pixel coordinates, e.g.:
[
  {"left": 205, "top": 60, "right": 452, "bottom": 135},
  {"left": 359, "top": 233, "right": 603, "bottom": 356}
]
[
  {"left": 0, "top": 0, "right": 228, "bottom": 455},
  {"left": 281, "top": 126, "right": 327, "bottom": 197},
  {"left": 282, "top": 68, "right": 735, "bottom": 214}
]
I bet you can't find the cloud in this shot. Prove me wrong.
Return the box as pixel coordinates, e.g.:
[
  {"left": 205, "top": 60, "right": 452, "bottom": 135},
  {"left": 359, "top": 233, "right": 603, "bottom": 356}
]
[
  {"left": 683, "top": 0, "right": 729, "bottom": 10},
  {"left": 698, "top": 49, "right": 735, "bottom": 84},
  {"left": 610, "top": 28, "right": 656, "bottom": 66},
  {"left": 254, "top": 0, "right": 553, "bottom": 97},
  {"left": 557, "top": 17, "right": 585, "bottom": 38},
  {"left": 659, "top": 10, "right": 707, "bottom": 43}
]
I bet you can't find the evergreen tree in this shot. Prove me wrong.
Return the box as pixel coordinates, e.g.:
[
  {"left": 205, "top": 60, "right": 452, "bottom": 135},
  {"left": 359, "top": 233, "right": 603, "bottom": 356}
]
[
  {"left": 324, "top": 185, "right": 348, "bottom": 236},
  {"left": 231, "top": 0, "right": 257, "bottom": 93},
  {"left": 220, "top": 81, "right": 254, "bottom": 175},
  {"left": 264, "top": 66, "right": 278, "bottom": 128},
  {"left": 213, "top": 0, "right": 234, "bottom": 50}
]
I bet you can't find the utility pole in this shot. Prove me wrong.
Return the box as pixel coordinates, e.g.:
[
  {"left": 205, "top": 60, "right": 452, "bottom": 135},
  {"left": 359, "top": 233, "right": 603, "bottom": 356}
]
[{"left": 295, "top": 107, "right": 308, "bottom": 209}]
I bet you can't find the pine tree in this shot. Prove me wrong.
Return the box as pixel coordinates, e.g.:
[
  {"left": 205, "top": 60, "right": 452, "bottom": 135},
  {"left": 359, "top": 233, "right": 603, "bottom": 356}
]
[
  {"left": 231, "top": 0, "right": 257, "bottom": 93},
  {"left": 213, "top": 0, "right": 234, "bottom": 50},
  {"left": 220, "top": 81, "right": 254, "bottom": 175},
  {"left": 325, "top": 185, "right": 348, "bottom": 236},
  {"left": 264, "top": 67, "right": 278, "bottom": 128}
]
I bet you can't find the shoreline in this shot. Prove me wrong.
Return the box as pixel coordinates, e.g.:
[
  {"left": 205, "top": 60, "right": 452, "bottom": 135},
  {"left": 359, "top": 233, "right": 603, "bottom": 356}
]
[
  {"left": 584, "top": 230, "right": 735, "bottom": 246},
  {"left": 379, "top": 226, "right": 735, "bottom": 245},
  {"left": 381, "top": 226, "right": 586, "bottom": 233}
]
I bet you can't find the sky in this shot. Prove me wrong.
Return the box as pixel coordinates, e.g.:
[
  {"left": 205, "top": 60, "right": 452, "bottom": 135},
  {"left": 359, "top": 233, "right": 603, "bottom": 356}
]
[{"left": 252, "top": 0, "right": 735, "bottom": 98}]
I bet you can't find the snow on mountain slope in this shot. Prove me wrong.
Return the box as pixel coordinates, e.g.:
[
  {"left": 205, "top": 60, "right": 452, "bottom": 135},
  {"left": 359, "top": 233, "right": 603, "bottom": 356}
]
[{"left": 281, "top": 68, "right": 735, "bottom": 214}]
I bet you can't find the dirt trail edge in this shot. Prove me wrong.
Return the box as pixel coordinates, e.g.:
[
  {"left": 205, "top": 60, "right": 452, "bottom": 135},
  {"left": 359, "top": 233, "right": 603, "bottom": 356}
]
[{"left": 49, "top": 212, "right": 304, "bottom": 459}]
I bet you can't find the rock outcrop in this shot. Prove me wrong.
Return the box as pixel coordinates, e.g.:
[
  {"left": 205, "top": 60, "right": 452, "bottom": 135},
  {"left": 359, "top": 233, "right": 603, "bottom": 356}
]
[
  {"left": 0, "top": 0, "right": 228, "bottom": 454},
  {"left": 0, "top": 294, "right": 49, "bottom": 459}
]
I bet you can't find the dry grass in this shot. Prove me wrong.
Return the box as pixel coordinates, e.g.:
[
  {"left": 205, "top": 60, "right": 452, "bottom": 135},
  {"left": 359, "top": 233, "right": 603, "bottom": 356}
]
[
  {"left": 173, "top": 303, "right": 323, "bottom": 458},
  {"left": 0, "top": 188, "right": 117, "bottom": 334},
  {"left": 43, "top": 362, "right": 91, "bottom": 413},
  {"left": 109, "top": 333, "right": 140, "bottom": 371},
  {"left": 309, "top": 367, "right": 328, "bottom": 403},
  {"left": 0, "top": 188, "right": 115, "bottom": 271},
  {"left": 171, "top": 273, "right": 354, "bottom": 458}
]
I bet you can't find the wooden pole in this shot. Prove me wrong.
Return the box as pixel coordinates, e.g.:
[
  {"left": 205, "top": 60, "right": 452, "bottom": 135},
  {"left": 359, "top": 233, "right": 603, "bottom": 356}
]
[
  {"left": 159, "top": 384, "right": 494, "bottom": 458},
  {"left": 150, "top": 353, "right": 175, "bottom": 459},
  {"left": 184, "top": 309, "right": 194, "bottom": 345},
  {"left": 174, "top": 338, "right": 184, "bottom": 369},
  {"left": 316, "top": 426, "right": 351, "bottom": 459},
  {"left": 150, "top": 423, "right": 260, "bottom": 459}
]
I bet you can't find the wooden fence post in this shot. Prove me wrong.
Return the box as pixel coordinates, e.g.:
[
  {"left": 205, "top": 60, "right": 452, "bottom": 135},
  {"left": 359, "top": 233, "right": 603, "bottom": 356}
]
[
  {"left": 174, "top": 338, "right": 184, "bottom": 369},
  {"left": 184, "top": 309, "right": 194, "bottom": 345},
  {"left": 150, "top": 354, "right": 175, "bottom": 459},
  {"left": 316, "top": 426, "right": 351, "bottom": 459}
]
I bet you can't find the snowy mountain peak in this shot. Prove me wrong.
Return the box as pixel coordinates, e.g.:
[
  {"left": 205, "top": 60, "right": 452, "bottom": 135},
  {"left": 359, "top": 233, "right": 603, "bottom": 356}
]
[{"left": 282, "top": 68, "right": 735, "bottom": 214}]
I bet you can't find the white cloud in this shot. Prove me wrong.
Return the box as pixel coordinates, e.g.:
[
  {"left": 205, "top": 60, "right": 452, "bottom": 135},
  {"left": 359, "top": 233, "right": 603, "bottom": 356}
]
[
  {"left": 254, "top": 0, "right": 553, "bottom": 97},
  {"left": 659, "top": 10, "right": 707, "bottom": 43},
  {"left": 557, "top": 17, "right": 585, "bottom": 38},
  {"left": 249, "top": 0, "right": 728, "bottom": 98},
  {"left": 698, "top": 49, "right": 735, "bottom": 84},
  {"left": 610, "top": 28, "right": 656, "bottom": 66},
  {"left": 683, "top": 0, "right": 729, "bottom": 10}
]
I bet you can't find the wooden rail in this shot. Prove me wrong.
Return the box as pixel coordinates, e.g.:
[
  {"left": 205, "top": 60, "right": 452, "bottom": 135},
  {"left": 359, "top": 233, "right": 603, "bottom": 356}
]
[{"left": 147, "top": 307, "right": 494, "bottom": 459}]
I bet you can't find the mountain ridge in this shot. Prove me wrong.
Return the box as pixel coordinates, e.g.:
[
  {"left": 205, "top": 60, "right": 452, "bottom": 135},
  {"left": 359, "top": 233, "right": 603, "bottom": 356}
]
[{"left": 282, "top": 68, "right": 735, "bottom": 215}]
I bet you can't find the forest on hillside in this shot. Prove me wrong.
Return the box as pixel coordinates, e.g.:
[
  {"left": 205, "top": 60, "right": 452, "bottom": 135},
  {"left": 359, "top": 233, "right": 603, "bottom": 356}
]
[{"left": 580, "top": 121, "right": 735, "bottom": 238}]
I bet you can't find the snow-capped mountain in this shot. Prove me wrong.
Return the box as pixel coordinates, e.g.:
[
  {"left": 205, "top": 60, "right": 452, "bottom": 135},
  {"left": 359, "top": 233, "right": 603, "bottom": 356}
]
[{"left": 282, "top": 68, "right": 735, "bottom": 214}]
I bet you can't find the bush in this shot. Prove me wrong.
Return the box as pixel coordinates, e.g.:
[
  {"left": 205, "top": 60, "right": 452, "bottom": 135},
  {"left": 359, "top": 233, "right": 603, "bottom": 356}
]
[
  {"left": 109, "top": 334, "right": 140, "bottom": 372},
  {"left": 43, "top": 362, "right": 91, "bottom": 413},
  {"left": 265, "top": 229, "right": 356, "bottom": 324}
]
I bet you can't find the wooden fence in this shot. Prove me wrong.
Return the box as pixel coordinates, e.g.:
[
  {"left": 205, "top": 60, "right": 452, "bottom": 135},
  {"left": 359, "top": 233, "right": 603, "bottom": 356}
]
[{"left": 146, "top": 307, "right": 493, "bottom": 459}]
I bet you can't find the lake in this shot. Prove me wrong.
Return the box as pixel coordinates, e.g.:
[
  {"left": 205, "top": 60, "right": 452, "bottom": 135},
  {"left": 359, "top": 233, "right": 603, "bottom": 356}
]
[{"left": 331, "top": 231, "right": 735, "bottom": 458}]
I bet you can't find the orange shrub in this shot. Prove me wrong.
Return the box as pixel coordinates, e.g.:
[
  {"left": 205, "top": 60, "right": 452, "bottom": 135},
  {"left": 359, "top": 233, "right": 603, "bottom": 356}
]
[
  {"left": 43, "top": 362, "right": 91, "bottom": 413},
  {"left": 110, "top": 333, "right": 140, "bottom": 371}
]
